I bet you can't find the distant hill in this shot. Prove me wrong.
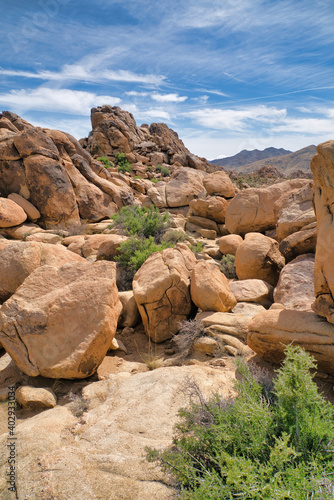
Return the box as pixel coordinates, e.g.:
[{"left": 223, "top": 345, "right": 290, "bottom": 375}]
[
  {"left": 217, "top": 145, "right": 316, "bottom": 176},
  {"left": 211, "top": 147, "right": 292, "bottom": 168}
]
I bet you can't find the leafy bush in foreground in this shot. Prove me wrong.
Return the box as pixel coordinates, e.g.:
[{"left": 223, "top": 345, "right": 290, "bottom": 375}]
[
  {"left": 97, "top": 156, "right": 112, "bottom": 168},
  {"left": 156, "top": 164, "right": 170, "bottom": 177},
  {"left": 147, "top": 346, "right": 334, "bottom": 499},
  {"left": 111, "top": 205, "right": 170, "bottom": 240}
]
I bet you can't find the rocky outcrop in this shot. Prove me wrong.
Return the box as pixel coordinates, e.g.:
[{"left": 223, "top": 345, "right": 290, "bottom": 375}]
[
  {"left": 133, "top": 243, "right": 197, "bottom": 342},
  {"left": 147, "top": 167, "right": 206, "bottom": 208},
  {"left": 82, "top": 105, "right": 212, "bottom": 172},
  {"left": 279, "top": 223, "right": 316, "bottom": 262},
  {"left": 235, "top": 233, "right": 285, "bottom": 286},
  {"left": 0, "top": 112, "right": 134, "bottom": 229},
  {"left": 203, "top": 171, "right": 235, "bottom": 198},
  {"left": 190, "top": 261, "right": 237, "bottom": 312},
  {"left": 247, "top": 308, "right": 334, "bottom": 374},
  {"left": 273, "top": 254, "right": 315, "bottom": 311},
  {"left": 0, "top": 261, "right": 121, "bottom": 378},
  {"left": 225, "top": 179, "right": 309, "bottom": 235},
  {"left": 310, "top": 141, "right": 334, "bottom": 324}
]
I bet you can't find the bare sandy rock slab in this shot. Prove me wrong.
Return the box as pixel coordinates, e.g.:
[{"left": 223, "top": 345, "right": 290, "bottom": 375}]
[{"left": 0, "top": 261, "right": 122, "bottom": 379}]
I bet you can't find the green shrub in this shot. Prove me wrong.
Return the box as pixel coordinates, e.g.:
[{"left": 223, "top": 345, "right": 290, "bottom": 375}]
[
  {"left": 115, "top": 152, "right": 132, "bottom": 173},
  {"left": 219, "top": 254, "right": 237, "bottom": 279},
  {"left": 114, "top": 236, "right": 171, "bottom": 276},
  {"left": 189, "top": 241, "right": 203, "bottom": 256},
  {"left": 156, "top": 164, "right": 170, "bottom": 177},
  {"left": 162, "top": 229, "right": 189, "bottom": 245},
  {"left": 97, "top": 156, "right": 112, "bottom": 168},
  {"left": 147, "top": 346, "right": 334, "bottom": 499},
  {"left": 151, "top": 178, "right": 160, "bottom": 183},
  {"left": 111, "top": 205, "right": 170, "bottom": 240}
]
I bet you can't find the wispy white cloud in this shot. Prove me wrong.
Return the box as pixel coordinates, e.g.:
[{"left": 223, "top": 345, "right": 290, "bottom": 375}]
[
  {"left": 187, "top": 105, "right": 287, "bottom": 131},
  {"left": 273, "top": 117, "right": 334, "bottom": 135},
  {"left": 0, "top": 87, "right": 121, "bottom": 115},
  {"left": 0, "top": 65, "right": 166, "bottom": 86},
  {"left": 125, "top": 91, "right": 150, "bottom": 97},
  {"left": 151, "top": 93, "right": 188, "bottom": 103}
]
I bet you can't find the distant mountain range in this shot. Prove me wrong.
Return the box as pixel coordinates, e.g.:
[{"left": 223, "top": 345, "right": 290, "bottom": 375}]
[
  {"left": 211, "top": 147, "right": 292, "bottom": 168},
  {"left": 210, "top": 146, "right": 316, "bottom": 176}
]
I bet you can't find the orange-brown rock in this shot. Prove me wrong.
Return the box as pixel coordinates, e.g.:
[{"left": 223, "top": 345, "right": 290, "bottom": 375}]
[
  {"left": 0, "top": 241, "right": 84, "bottom": 303},
  {"left": 190, "top": 261, "right": 236, "bottom": 312},
  {"left": 189, "top": 196, "right": 229, "bottom": 223},
  {"left": 279, "top": 225, "right": 316, "bottom": 262},
  {"left": 235, "top": 233, "right": 285, "bottom": 286},
  {"left": 203, "top": 171, "right": 235, "bottom": 198},
  {"left": 247, "top": 308, "right": 334, "bottom": 374},
  {"left": 310, "top": 141, "right": 334, "bottom": 324},
  {"left": 8, "top": 193, "right": 41, "bottom": 221},
  {"left": 133, "top": 243, "right": 197, "bottom": 342},
  {"left": 0, "top": 261, "right": 122, "bottom": 378},
  {"left": 0, "top": 197, "right": 27, "bottom": 227},
  {"left": 273, "top": 254, "right": 315, "bottom": 311},
  {"left": 219, "top": 234, "right": 243, "bottom": 255},
  {"left": 225, "top": 179, "right": 309, "bottom": 235},
  {"left": 276, "top": 181, "right": 315, "bottom": 240}
]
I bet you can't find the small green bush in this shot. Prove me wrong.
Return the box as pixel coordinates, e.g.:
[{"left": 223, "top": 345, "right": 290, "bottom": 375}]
[
  {"left": 151, "top": 178, "right": 160, "bottom": 183},
  {"left": 220, "top": 254, "right": 237, "bottom": 279},
  {"left": 114, "top": 236, "right": 171, "bottom": 276},
  {"left": 115, "top": 152, "right": 132, "bottom": 173},
  {"left": 162, "top": 229, "right": 189, "bottom": 245},
  {"left": 147, "top": 346, "right": 334, "bottom": 499},
  {"left": 189, "top": 241, "right": 203, "bottom": 256},
  {"left": 97, "top": 156, "right": 112, "bottom": 168},
  {"left": 156, "top": 164, "right": 170, "bottom": 177},
  {"left": 111, "top": 205, "right": 170, "bottom": 240}
]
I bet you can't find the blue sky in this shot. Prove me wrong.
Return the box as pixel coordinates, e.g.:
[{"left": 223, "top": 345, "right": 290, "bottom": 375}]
[{"left": 1, "top": 0, "right": 334, "bottom": 159}]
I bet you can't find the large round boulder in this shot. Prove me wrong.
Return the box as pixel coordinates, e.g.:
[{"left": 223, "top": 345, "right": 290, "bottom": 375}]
[
  {"left": 0, "top": 197, "right": 27, "bottom": 227},
  {"left": 133, "top": 243, "right": 197, "bottom": 342},
  {"left": 235, "top": 233, "right": 285, "bottom": 286},
  {"left": 0, "top": 261, "right": 122, "bottom": 379},
  {"left": 190, "top": 261, "right": 237, "bottom": 312}
]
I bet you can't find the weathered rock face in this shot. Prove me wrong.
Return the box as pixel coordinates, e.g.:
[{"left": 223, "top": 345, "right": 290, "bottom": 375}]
[
  {"left": 8, "top": 192, "right": 40, "bottom": 221},
  {"left": 203, "top": 171, "right": 235, "bottom": 198},
  {"left": 230, "top": 279, "right": 273, "bottom": 307},
  {"left": 147, "top": 167, "right": 206, "bottom": 208},
  {"left": 190, "top": 261, "right": 237, "bottom": 312},
  {"left": 0, "top": 241, "right": 84, "bottom": 303},
  {"left": 82, "top": 105, "right": 212, "bottom": 172},
  {"left": 235, "top": 233, "right": 285, "bottom": 286},
  {"left": 310, "top": 141, "right": 334, "bottom": 324},
  {"left": 279, "top": 224, "right": 316, "bottom": 262},
  {"left": 273, "top": 254, "right": 315, "bottom": 311},
  {"left": 133, "top": 243, "right": 197, "bottom": 342},
  {"left": 189, "top": 196, "right": 229, "bottom": 223},
  {"left": 0, "top": 113, "right": 134, "bottom": 229},
  {"left": 16, "top": 386, "right": 57, "bottom": 409},
  {"left": 276, "top": 181, "right": 315, "bottom": 240},
  {"left": 225, "top": 179, "right": 309, "bottom": 235},
  {"left": 247, "top": 309, "right": 334, "bottom": 374},
  {"left": 0, "top": 261, "right": 122, "bottom": 378},
  {"left": 0, "top": 197, "right": 27, "bottom": 227}
]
